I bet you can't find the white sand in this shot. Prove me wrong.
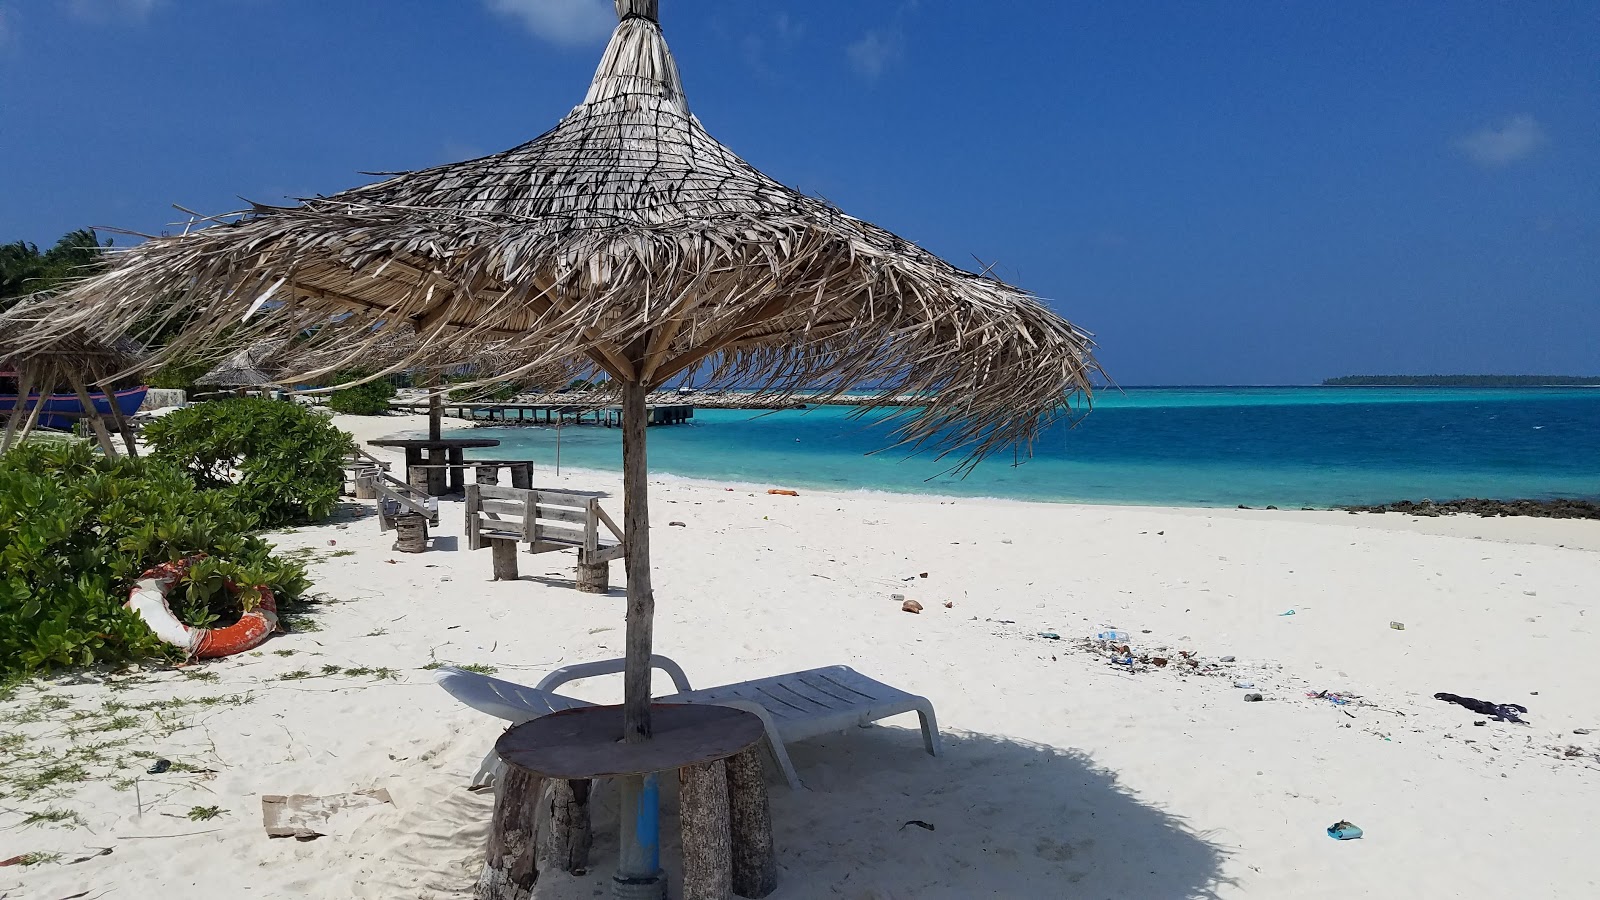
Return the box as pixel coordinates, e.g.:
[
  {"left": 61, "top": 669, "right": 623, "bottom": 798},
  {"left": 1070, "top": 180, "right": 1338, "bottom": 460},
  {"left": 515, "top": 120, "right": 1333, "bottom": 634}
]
[{"left": 6, "top": 412, "right": 1599, "bottom": 899}]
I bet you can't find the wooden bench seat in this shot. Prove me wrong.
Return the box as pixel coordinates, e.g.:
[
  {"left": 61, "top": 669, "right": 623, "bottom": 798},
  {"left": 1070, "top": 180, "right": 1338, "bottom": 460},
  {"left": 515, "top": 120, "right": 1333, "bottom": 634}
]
[{"left": 466, "top": 484, "right": 625, "bottom": 591}]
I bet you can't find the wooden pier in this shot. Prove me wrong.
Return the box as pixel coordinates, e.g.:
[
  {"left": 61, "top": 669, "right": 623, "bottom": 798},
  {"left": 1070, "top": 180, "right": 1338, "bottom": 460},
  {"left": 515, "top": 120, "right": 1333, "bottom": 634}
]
[{"left": 390, "top": 401, "right": 693, "bottom": 428}]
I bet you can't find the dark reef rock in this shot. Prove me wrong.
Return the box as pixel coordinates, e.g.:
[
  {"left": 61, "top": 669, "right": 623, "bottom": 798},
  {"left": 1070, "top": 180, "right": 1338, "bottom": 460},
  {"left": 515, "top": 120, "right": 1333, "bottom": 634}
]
[{"left": 1341, "top": 498, "right": 1600, "bottom": 519}]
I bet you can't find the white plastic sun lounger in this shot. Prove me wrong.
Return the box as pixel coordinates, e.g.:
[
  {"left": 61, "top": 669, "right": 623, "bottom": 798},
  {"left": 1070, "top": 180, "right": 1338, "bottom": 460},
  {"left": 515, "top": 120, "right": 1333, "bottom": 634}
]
[{"left": 434, "top": 655, "right": 941, "bottom": 789}]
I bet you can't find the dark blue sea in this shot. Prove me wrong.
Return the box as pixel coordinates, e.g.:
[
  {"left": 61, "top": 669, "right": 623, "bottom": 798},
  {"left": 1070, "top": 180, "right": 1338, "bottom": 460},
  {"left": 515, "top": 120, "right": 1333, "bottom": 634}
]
[{"left": 431, "top": 387, "right": 1600, "bottom": 508}]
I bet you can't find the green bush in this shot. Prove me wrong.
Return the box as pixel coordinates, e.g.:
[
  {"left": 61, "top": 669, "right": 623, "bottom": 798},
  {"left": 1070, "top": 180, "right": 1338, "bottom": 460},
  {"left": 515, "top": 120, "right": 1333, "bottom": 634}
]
[
  {"left": 0, "top": 442, "right": 310, "bottom": 676},
  {"left": 326, "top": 375, "right": 396, "bottom": 415},
  {"left": 144, "top": 398, "right": 353, "bottom": 528},
  {"left": 146, "top": 356, "right": 211, "bottom": 394}
]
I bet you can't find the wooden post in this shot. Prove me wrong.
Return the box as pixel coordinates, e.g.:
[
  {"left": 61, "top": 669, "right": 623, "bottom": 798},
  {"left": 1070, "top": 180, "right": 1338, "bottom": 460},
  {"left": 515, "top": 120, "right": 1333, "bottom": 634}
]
[
  {"left": 0, "top": 364, "right": 37, "bottom": 454},
  {"left": 477, "top": 464, "right": 500, "bottom": 487},
  {"left": 448, "top": 447, "right": 466, "bottom": 494},
  {"left": 510, "top": 462, "right": 532, "bottom": 490},
  {"left": 10, "top": 362, "right": 51, "bottom": 449},
  {"left": 621, "top": 380, "right": 654, "bottom": 742},
  {"left": 575, "top": 551, "right": 609, "bottom": 594},
  {"left": 354, "top": 468, "right": 379, "bottom": 500},
  {"left": 476, "top": 766, "right": 543, "bottom": 900},
  {"left": 727, "top": 747, "right": 777, "bottom": 898},
  {"left": 394, "top": 514, "right": 428, "bottom": 553},
  {"left": 491, "top": 539, "right": 519, "bottom": 580},
  {"left": 429, "top": 376, "right": 443, "bottom": 441},
  {"left": 64, "top": 370, "right": 119, "bottom": 458},
  {"left": 405, "top": 448, "right": 428, "bottom": 492},
  {"left": 95, "top": 375, "right": 140, "bottom": 457},
  {"left": 538, "top": 779, "right": 592, "bottom": 875},
  {"left": 680, "top": 760, "right": 732, "bottom": 900},
  {"left": 426, "top": 447, "right": 447, "bottom": 496}
]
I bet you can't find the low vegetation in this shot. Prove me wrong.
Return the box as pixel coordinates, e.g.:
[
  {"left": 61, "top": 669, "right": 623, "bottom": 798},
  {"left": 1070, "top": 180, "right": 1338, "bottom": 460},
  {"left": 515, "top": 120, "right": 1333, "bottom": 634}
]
[
  {"left": 0, "top": 441, "right": 311, "bottom": 676},
  {"left": 327, "top": 372, "right": 398, "bottom": 416},
  {"left": 144, "top": 397, "right": 352, "bottom": 528}
]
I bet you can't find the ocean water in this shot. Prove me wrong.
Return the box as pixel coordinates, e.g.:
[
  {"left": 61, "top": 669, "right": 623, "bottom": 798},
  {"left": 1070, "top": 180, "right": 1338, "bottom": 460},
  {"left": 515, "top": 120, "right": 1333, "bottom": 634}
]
[{"left": 424, "top": 387, "right": 1600, "bottom": 508}]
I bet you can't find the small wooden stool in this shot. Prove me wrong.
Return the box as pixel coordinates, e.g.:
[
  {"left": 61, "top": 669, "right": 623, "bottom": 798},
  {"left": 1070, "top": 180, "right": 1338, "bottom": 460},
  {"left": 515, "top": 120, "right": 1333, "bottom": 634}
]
[{"left": 393, "top": 513, "right": 429, "bottom": 553}]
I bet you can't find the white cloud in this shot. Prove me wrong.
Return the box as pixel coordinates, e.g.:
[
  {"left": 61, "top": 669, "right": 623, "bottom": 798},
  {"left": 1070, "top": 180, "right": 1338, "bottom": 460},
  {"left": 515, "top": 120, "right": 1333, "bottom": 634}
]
[
  {"left": 484, "top": 0, "right": 614, "bottom": 46},
  {"left": 1454, "top": 114, "right": 1548, "bottom": 167},
  {"left": 847, "top": 29, "right": 902, "bottom": 78},
  {"left": 66, "top": 0, "right": 162, "bottom": 24}
]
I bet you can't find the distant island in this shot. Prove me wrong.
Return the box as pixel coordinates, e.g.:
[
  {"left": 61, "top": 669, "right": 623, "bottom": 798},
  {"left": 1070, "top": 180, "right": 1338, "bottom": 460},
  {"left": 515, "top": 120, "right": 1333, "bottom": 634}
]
[{"left": 1323, "top": 375, "right": 1600, "bottom": 387}]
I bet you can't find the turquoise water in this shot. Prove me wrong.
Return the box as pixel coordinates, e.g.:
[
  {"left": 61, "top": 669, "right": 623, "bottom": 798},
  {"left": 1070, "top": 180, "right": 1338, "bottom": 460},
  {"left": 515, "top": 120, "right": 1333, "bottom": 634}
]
[{"left": 425, "top": 387, "right": 1600, "bottom": 508}]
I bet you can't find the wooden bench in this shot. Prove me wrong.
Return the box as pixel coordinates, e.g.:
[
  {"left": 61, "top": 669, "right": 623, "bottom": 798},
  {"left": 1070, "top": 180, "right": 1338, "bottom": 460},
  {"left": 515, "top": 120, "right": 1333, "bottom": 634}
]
[
  {"left": 358, "top": 464, "right": 441, "bottom": 550},
  {"left": 465, "top": 485, "right": 625, "bottom": 592}
]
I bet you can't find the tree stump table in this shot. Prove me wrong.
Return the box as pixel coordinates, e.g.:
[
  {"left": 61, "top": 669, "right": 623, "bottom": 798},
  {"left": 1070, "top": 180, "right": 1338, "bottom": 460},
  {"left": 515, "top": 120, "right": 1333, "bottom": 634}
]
[
  {"left": 481, "top": 704, "right": 777, "bottom": 900},
  {"left": 367, "top": 437, "right": 501, "bottom": 496}
]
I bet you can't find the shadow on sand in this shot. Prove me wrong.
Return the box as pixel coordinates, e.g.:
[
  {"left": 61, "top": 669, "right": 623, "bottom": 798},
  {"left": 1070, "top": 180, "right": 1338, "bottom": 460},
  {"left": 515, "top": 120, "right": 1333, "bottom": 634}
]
[{"left": 418, "top": 723, "right": 1228, "bottom": 899}]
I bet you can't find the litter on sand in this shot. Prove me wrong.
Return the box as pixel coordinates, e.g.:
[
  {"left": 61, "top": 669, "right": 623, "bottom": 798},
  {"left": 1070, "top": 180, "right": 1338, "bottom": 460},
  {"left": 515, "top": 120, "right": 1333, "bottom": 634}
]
[
  {"left": 262, "top": 788, "right": 394, "bottom": 840},
  {"left": 1327, "top": 820, "right": 1363, "bottom": 840}
]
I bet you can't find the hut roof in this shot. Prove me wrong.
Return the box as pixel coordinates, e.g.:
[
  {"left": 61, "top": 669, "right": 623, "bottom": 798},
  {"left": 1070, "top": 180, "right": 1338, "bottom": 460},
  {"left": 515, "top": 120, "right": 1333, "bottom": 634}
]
[
  {"left": 29, "top": 0, "right": 1099, "bottom": 463},
  {"left": 0, "top": 300, "right": 144, "bottom": 374},
  {"left": 194, "top": 339, "right": 290, "bottom": 387}
]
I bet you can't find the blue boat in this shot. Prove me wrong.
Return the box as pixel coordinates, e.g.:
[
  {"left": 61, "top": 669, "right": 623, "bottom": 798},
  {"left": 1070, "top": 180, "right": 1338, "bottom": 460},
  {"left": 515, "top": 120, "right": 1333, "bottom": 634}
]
[{"left": 0, "top": 384, "right": 148, "bottom": 431}]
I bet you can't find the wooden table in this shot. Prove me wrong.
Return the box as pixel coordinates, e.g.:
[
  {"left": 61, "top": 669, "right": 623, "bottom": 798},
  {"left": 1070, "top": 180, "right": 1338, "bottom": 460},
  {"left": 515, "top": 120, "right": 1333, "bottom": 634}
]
[
  {"left": 481, "top": 704, "right": 777, "bottom": 900},
  {"left": 366, "top": 437, "right": 499, "bottom": 496}
]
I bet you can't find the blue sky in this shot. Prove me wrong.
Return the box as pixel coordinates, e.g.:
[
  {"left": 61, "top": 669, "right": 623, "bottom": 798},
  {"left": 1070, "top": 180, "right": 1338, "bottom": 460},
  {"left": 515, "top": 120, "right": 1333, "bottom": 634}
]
[{"left": 1, "top": 0, "right": 1596, "bottom": 384}]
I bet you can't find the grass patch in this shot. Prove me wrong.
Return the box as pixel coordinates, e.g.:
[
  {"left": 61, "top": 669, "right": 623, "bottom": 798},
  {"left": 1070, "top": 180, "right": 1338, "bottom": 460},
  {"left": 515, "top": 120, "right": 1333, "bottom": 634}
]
[
  {"left": 328, "top": 549, "right": 356, "bottom": 558},
  {"left": 420, "top": 661, "right": 443, "bottom": 671},
  {"left": 278, "top": 670, "right": 313, "bottom": 681},
  {"left": 273, "top": 649, "right": 297, "bottom": 657},
  {"left": 179, "top": 669, "right": 219, "bottom": 681},
  {"left": 187, "top": 805, "right": 223, "bottom": 821},
  {"left": 320, "top": 664, "right": 344, "bottom": 676},
  {"left": 13, "top": 851, "right": 63, "bottom": 866},
  {"left": 21, "top": 808, "right": 85, "bottom": 828},
  {"left": 459, "top": 663, "right": 499, "bottom": 676}
]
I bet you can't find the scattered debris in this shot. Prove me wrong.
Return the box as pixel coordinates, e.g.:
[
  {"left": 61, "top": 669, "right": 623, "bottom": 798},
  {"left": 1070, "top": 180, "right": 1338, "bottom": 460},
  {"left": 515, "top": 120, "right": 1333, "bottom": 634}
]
[
  {"left": 900, "top": 820, "right": 936, "bottom": 832},
  {"left": 668, "top": 521, "right": 686, "bottom": 527},
  {"left": 1220, "top": 655, "right": 1236, "bottom": 663},
  {"left": 1234, "top": 681, "right": 1256, "bottom": 689},
  {"left": 943, "top": 601, "right": 953, "bottom": 609},
  {"left": 890, "top": 593, "right": 905, "bottom": 602},
  {"left": 1390, "top": 621, "right": 1406, "bottom": 630},
  {"left": 1038, "top": 632, "right": 1060, "bottom": 640},
  {"left": 146, "top": 758, "right": 172, "bottom": 774},
  {"left": 1280, "top": 609, "right": 1296, "bottom": 616},
  {"left": 918, "top": 572, "right": 928, "bottom": 578},
  {"left": 1244, "top": 693, "right": 1264, "bottom": 702},
  {"left": 1435, "top": 692, "right": 1529, "bottom": 724},
  {"left": 1326, "top": 820, "right": 1363, "bottom": 840},
  {"left": 1574, "top": 729, "right": 1592, "bottom": 736},
  {"left": 262, "top": 788, "right": 394, "bottom": 841},
  {"left": 901, "top": 599, "right": 923, "bottom": 614},
  {"left": 766, "top": 489, "right": 799, "bottom": 497}
]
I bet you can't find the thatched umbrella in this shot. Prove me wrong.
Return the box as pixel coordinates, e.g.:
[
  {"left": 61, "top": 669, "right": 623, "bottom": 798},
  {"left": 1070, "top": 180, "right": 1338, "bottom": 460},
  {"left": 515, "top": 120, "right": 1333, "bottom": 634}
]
[
  {"left": 0, "top": 302, "right": 143, "bottom": 456},
  {"left": 30, "top": 0, "right": 1099, "bottom": 888},
  {"left": 194, "top": 338, "right": 290, "bottom": 388}
]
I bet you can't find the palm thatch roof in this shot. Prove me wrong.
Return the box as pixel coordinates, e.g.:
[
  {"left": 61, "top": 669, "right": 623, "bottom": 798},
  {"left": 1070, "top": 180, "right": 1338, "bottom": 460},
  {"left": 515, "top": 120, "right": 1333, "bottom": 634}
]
[
  {"left": 194, "top": 339, "right": 289, "bottom": 387},
  {"left": 0, "top": 299, "right": 144, "bottom": 374},
  {"left": 31, "top": 0, "right": 1098, "bottom": 463}
]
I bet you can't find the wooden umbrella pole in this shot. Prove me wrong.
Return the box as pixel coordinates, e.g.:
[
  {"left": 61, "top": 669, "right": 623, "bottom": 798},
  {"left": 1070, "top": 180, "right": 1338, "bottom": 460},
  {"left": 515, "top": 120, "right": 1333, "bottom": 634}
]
[
  {"left": 65, "top": 369, "right": 119, "bottom": 458},
  {"left": 621, "top": 379, "right": 655, "bottom": 742},
  {"left": 0, "top": 365, "right": 37, "bottom": 454},
  {"left": 614, "top": 378, "right": 665, "bottom": 897},
  {"left": 429, "top": 377, "right": 443, "bottom": 441}
]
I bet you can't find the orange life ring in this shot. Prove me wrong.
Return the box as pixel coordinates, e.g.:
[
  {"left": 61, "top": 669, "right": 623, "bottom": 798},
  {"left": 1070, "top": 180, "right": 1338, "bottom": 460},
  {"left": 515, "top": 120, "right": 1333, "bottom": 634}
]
[
  {"left": 124, "top": 555, "right": 279, "bottom": 659},
  {"left": 767, "top": 489, "right": 799, "bottom": 497}
]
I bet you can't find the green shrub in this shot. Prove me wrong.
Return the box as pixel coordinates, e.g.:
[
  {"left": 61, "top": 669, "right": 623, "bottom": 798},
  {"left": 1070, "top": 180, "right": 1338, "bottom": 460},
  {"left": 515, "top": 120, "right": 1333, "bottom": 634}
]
[
  {"left": 0, "top": 442, "right": 310, "bottom": 676},
  {"left": 143, "top": 398, "right": 352, "bottom": 528},
  {"left": 326, "top": 375, "right": 396, "bottom": 415},
  {"left": 146, "top": 356, "right": 211, "bottom": 394}
]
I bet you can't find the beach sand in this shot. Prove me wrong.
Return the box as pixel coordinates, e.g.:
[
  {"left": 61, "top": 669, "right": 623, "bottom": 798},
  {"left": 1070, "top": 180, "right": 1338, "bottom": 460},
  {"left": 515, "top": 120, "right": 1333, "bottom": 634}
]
[{"left": 5, "top": 412, "right": 1599, "bottom": 899}]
